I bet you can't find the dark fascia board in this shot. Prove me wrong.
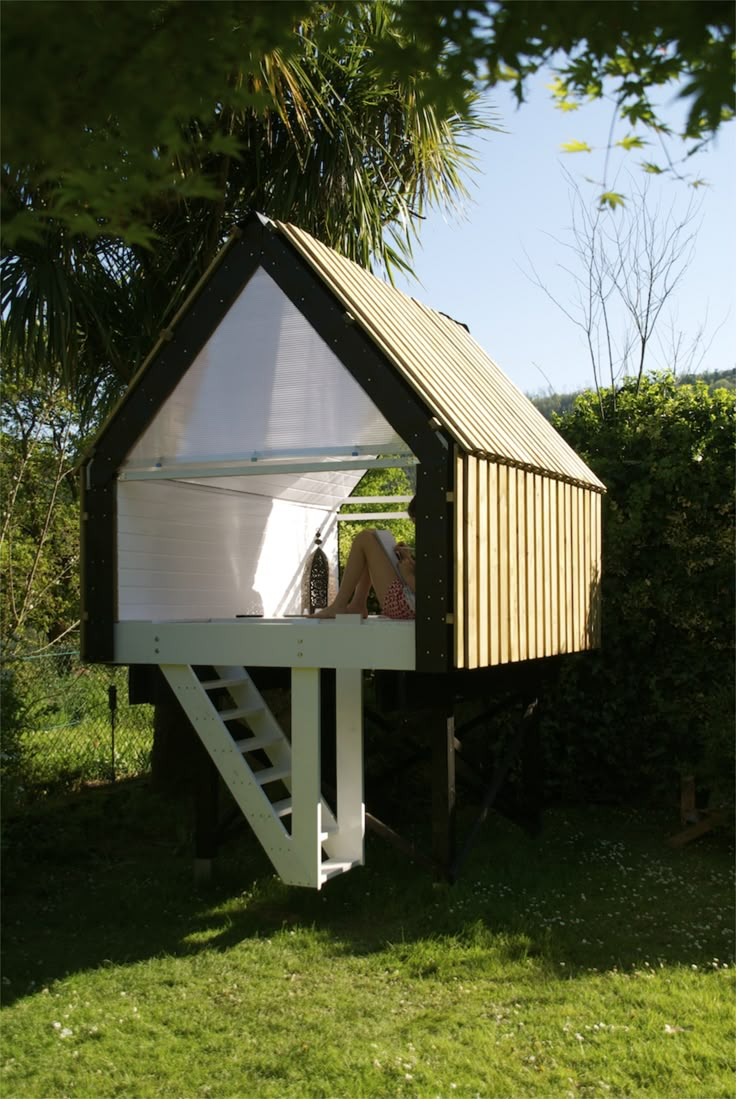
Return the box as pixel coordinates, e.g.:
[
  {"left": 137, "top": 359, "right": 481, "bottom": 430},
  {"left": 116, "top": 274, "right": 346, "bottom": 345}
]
[
  {"left": 80, "top": 474, "right": 116, "bottom": 662},
  {"left": 83, "top": 213, "right": 448, "bottom": 483}
]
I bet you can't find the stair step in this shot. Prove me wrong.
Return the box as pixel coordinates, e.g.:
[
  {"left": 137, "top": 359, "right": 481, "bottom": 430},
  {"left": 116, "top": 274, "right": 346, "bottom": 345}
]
[
  {"left": 220, "top": 704, "right": 265, "bottom": 723},
  {"left": 271, "top": 798, "right": 293, "bottom": 819},
  {"left": 255, "top": 764, "right": 291, "bottom": 787},
  {"left": 199, "top": 675, "right": 249, "bottom": 691},
  {"left": 235, "top": 731, "right": 281, "bottom": 754},
  {"left": 320, "top": 858, "right": 360, "bottom": 883}
]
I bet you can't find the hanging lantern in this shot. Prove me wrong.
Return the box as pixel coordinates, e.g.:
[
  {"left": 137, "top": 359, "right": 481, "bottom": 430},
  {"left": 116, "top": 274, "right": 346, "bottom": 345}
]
[{"left": 306, "top": 530, "right": 329, "bottom": 613}]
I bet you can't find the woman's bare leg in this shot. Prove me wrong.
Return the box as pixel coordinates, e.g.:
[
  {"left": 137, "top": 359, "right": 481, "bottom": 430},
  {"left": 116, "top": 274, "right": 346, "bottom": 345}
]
[
  {"left": 345, "top": 567, "right": 371, "bottom": 616},
  {"left": 312, "top": 530, "right": 398, "bottom": 618}
]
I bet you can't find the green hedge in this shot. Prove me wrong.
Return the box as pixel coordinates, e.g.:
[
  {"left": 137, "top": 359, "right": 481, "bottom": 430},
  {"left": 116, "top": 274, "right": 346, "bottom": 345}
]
[{"left": 541, "top": 374, "right": 734, "bottom": 805}]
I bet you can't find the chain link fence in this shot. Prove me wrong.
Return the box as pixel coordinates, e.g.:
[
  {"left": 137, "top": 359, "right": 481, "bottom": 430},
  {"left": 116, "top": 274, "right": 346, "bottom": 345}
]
[{"left": 1, "top": 647, "right": 154, "bottom": 814}]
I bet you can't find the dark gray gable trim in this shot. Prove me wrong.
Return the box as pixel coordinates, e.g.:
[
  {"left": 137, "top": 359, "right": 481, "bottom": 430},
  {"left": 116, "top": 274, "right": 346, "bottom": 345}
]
[{"left": 80, "top": 474, "right": 116, "bottom": 662}]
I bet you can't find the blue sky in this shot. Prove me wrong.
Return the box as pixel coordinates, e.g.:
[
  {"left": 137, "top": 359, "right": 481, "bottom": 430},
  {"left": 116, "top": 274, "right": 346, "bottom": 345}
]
[{"left": 394, "top": 73, "right": 735, "bottom": 397}]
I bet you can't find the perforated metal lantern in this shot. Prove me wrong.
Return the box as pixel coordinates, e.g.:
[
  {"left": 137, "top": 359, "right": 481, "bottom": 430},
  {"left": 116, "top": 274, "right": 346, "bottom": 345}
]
[{"left": 307, "top": 530, "right": 329, "bottom": 612}]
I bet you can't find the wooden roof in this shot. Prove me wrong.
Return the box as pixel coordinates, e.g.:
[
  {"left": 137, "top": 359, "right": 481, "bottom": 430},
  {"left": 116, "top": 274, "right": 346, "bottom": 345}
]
[{"left": 276, "top": 220, "right": 604, "bottom": 491}]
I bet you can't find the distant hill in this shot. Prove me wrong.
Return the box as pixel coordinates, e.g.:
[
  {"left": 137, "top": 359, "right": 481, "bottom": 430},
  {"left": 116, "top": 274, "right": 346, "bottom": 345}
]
[
  {"left": 530, "top": 368, "right": 735, "bottom": 420},
  {"left": 678, "top": 368, "right": 735, "bottom": 392}
]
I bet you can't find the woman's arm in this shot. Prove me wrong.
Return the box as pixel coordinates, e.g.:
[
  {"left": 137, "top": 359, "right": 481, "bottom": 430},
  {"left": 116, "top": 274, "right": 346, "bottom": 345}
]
[{"left": 396, "top": 544, "right": 416, "bottom": 593}]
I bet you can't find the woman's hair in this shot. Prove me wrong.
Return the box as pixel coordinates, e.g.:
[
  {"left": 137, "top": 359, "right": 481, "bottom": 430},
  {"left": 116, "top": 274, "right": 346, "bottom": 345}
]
[{"left": 407, "top": 495, "right": 416, "bottom": 520}]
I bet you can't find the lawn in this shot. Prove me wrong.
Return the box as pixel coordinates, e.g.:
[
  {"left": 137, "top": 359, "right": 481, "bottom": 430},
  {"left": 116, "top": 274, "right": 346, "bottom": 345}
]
[
  {"left": 1, "top": 780, "right": 733, "bottom": 1099},
  {"left": 4, "top": 653, "right": 153, "bottom": 812}
]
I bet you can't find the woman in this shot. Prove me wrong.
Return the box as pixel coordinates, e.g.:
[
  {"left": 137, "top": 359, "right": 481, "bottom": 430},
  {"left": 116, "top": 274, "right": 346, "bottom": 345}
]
[{"left": 312, "top": 497, "right": 416, "bottom": 620}]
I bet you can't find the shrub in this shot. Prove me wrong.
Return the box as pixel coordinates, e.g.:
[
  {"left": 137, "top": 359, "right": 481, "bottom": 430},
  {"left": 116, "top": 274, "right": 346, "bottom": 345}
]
[{"left": 542, "top": 374, "right": 735, "bottom": 805}]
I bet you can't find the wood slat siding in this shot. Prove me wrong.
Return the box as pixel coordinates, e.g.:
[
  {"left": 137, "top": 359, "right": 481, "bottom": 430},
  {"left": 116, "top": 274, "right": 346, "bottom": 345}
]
[
  {"left": 591, "top": 489, "right": 602, "bottom": 648},
  {"left": 454, "top": 450, "right": 465, "bottom": 669},
  {"left": 556, "top": 482, "right": 565, "bottom": 655},
  {"left": 553, "top": 478, "right": 563, "bottom": 656},
  {"left": 518, "top": 470, "right": 531, "bottom": 659},
  {"left": 477, "top": 458, "right": 490, "bottom": 668},
  {"left": 465, "top": 455, "right": 479, "bottom": 669},
  {"left": 584, "top": 490, "right": 593, "bottom": 650},
  {"left": 508, "top": 466, "right": 519, "bottom": 662},
  {"left": 571, "top": 484, "right": 580, "bottom": 650},
  {"left": 525, "top": 471, "right": 535, "bottom": 661},
  {"left": 488, "top": 462, "right": 500, "bottom": 666},
  {"left": 535, "top": 474, "right": 545, "bottom": 658},
  {"left": 566, "top": 483, "right": 575, "bottom": 652},
  {"left": 455, "top": 454, "right": 602, "bottom": 669},
  {"left": 542, "top": 476, "right": 553, "bottom": 656}
]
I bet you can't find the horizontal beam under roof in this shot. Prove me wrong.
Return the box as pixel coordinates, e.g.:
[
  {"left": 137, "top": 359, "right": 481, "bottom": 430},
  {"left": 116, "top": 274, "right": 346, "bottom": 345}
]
[{"left": 117, "top": 456, "right": 418, "bottom": 482}]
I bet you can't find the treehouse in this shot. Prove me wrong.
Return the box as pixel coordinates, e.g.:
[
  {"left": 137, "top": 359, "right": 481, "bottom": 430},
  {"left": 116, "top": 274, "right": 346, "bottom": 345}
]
[{"left": 80, "top": 213, "right": 604, "bottom": 888}]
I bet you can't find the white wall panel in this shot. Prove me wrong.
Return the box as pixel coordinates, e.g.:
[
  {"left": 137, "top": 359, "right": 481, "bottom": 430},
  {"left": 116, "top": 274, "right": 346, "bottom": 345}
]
[{"left": 117, "top": 480, "right": 337, "bottom": 620}]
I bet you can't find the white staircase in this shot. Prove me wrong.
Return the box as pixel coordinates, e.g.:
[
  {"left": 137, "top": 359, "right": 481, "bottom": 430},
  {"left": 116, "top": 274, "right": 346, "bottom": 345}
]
[{"left": 159, "top": 663, "right": 364, "bottom": 888}]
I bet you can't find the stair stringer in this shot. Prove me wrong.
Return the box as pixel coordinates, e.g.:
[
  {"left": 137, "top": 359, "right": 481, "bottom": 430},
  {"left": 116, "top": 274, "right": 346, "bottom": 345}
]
[{"left": 159, "top": 663, "right": 312, "bottom": 885}]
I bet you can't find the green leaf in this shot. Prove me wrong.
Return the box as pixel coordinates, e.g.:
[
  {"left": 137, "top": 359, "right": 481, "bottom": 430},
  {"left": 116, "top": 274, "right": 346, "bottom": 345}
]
[
  {"left": 641, "top": 161, "right": 664, "bottom": 174},
  {"left": 547, "top": 76, "right": 567, "bottom": 98},
  {"left": 497, "top": 63, "right": 520, "bottom": 83},
  {"left": 560, "top": 140, "right": 592, "bottom": 153},
  {"left": 207, "top": 133, "right": 244, "bottom": 158},
  {"left": 616, "top": 134, "right": 646, "bottom": 151},
  {"left": 598, "top": 191, "right": 625, "bottom": 209},
  {"left": 547, "top": 76, "right": 579, "bottom": 112}
]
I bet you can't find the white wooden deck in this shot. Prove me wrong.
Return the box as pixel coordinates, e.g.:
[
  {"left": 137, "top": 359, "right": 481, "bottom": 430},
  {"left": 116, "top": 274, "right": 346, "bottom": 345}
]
[{"left": 114, "top": 615, "right": 416, "bottom": 670}]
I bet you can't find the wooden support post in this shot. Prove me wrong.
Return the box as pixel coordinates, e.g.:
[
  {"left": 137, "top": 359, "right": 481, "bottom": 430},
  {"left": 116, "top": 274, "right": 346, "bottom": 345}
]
[
  {"left": 680, "top": 775, "right": 697, "bottom": 825},
  {"left": 431, "top": 702, "right": 456, "bottom": 881},
  {"left": 365, "top": 811, "right": 436, "bottom": 873},
  {"left": 668, "top": 810, "right": 726, "bottom": 848},
  {"left": 332, "top": 667, "right": 365, "bottom": 862},
  {"left": 290, "top": 667, "right": 322, "bottom": 886},
  {"left": 518, "top": 693, "right": 544, "bottom": 835},
  {"left": 450, "top": 692, "right": 541, "bottom": 881},
  {"left": 193, "top": 747, "right": 219, "bottom": 885},
  {"left": 320, "top": 668, "right": 337, "bottom": 798}
]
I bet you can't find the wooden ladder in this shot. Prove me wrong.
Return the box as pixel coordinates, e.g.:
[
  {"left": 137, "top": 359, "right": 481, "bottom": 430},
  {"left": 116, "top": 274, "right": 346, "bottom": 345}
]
[{"left": 159, "top": 663, "right": 364, "bottom": 888}]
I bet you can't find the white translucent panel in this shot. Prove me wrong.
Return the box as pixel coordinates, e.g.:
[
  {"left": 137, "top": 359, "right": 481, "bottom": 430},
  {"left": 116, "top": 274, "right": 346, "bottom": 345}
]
[
  {"left": 123, "top": 267, "right": 406, "bottom": 470},
  {"left": 182, "top": 468, "right": 365, "bottom": 507},
  {"left": 117, "top": 480, "right": 338, "bottom": 621}
]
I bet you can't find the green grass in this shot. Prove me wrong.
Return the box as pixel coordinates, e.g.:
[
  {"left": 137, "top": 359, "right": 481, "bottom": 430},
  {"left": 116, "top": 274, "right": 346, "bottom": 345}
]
[
  {"left": 2, "top": 782, "right": 733, "bottom": 1099},
  {"left": 18, "top": 714, "right": 153, "bottom": 787},
  {"left": 3, "top": 656, "right": 153, "bottom": 810}
]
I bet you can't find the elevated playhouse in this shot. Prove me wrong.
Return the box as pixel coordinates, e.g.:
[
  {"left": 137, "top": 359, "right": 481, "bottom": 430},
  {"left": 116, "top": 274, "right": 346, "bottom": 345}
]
[{"left": 80, "top": 213, "right": 604, "bottom": 887}]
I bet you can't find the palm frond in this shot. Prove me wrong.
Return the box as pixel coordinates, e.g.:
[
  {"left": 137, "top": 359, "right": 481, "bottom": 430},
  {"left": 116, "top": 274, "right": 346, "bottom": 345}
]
[{"left": 1, "top": 1, "right": 498, "bottom": 406}]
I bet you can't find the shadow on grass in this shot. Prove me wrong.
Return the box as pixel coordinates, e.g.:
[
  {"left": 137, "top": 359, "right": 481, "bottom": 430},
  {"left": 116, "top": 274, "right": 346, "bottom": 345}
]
[{"left": 2, "top": 778, "right": 733, "bottom": 1007}]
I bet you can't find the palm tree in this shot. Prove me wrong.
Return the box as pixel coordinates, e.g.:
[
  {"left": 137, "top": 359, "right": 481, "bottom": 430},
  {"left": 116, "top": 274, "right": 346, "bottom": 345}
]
[{"left": 2, "top": 4, "right": 490, "bottom": 415}]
